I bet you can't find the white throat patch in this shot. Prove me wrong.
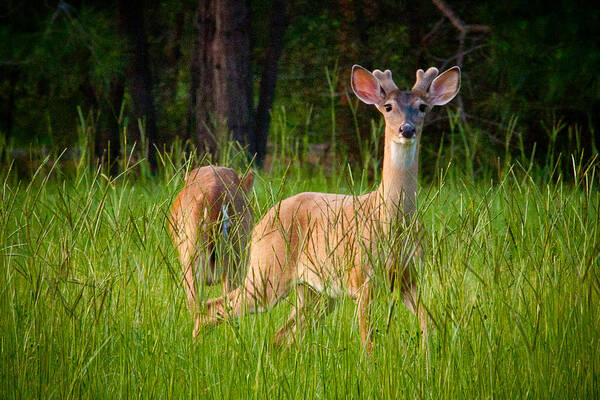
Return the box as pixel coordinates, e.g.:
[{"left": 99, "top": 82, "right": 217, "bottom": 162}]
[{"left": 391, "top": 141, "right": 417, "bottom": 169}]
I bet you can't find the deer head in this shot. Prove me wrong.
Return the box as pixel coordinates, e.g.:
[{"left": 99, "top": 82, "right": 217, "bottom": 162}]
[{"left": 351, "top": 65, "right": 461, "bottom": 147}]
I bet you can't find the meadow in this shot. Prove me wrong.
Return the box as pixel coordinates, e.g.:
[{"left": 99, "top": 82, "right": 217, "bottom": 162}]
[{"left": 1, "top": 113, "right": 599, "bottom": 399}]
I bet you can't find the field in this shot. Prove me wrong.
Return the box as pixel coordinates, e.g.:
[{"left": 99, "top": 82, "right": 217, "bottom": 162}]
[{"left": 1, "top": 122, "right": 599, "bottom": 399}]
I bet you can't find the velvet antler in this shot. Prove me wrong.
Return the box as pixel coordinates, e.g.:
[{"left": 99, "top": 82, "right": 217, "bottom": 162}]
[{"left": 412, "top": 67, "right": 439, "bottom": 96}]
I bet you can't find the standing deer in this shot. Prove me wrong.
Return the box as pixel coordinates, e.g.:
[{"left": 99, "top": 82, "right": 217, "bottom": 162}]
[
  {"left": 198, "top": 65, "right": 460, "bottom": 351},
  {"left": 169, "top": 166, "right": 254, "bottom": 337}
]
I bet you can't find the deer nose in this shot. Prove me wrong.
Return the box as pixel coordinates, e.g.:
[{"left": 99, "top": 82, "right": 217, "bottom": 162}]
[{"left": 400, "top": 124, "right": 416, "bottom": 139}]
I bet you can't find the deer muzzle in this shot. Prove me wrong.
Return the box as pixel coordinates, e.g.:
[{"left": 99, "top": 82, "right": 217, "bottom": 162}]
[{"left": 399, "top": 124, "right": 416, "bottom": 140}]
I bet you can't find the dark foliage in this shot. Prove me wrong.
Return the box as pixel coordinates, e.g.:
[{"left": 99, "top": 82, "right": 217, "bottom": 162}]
[{"left": 0, "top": 0, "right": 598, "bottom": 169}]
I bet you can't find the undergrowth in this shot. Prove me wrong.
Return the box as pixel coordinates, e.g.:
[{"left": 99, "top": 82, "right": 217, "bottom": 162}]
[{"left": 0, "top": 106, "right": 598, "bottom": 399}]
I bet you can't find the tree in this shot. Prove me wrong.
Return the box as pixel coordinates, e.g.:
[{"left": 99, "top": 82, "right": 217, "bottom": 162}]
[
  {"left": 190, "top": 0, "right": 253, "bottom": 156},
  {"left": 94, "top": 76, "right": 125, "bottom": 174},
  {"left": 252, "top": 0, "right": 288, "bottom": 165},
  {"left": 118, "top": 0, "right": 159, "bottom": 170},
  {"left": 190, "top": 0, "right": 287, "bottom": 165}
]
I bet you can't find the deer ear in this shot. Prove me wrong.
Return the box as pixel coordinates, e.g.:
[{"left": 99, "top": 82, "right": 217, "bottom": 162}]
[
  {"left": 239, "top": 171, "right": 254, "bottom": 194},
  {"left": 427, "top": 66, "right": 461, "bottom": 106},
  {"left": 351, "top": 65, "right": 384, "bottom": 105}
]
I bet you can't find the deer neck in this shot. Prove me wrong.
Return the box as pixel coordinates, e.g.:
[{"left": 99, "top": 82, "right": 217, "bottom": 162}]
[{"left": 375, "top": 125, "right": 420, "bottom": 220}]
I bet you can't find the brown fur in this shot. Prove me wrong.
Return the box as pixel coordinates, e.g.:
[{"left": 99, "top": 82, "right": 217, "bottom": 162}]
[
  {"left": 169, "top": 166, "right": 254, "bottom": 337},
  {"left": 199, "top": 65, "right": 460, "bottom": 352}
]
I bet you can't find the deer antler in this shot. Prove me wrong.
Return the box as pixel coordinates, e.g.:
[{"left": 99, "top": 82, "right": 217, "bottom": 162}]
[
  {"left": 412, "top": 67, "right": 439, "bottom": 96},
  {"left": 372, "top": 69, "right": 398, "bottom": 95}
]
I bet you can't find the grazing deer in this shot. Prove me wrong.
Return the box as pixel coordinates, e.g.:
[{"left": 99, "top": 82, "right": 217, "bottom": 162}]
[
  {"left": 199, "top": 65, "right": 460, "bottom": 352},
  {"left": 169, "top": 166, "right": 254, "bottom": 337}
]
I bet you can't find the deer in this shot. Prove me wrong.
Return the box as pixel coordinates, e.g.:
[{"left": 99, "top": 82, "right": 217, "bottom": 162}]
[
  {"left": 169, "top": 166, "right": 254, "bottom": 337},
  {"left": 197, "top": 65, "right": 460, "bottom": 352}
]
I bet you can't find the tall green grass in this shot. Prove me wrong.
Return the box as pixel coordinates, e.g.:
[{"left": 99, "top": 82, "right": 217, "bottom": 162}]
[{"left": 1, "top": 108, "right": 599, "bottom": 398}]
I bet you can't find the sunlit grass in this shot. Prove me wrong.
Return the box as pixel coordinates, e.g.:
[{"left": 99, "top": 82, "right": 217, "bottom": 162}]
[{"left": 1, "top": 114, "right": 599, "bottom": 398}]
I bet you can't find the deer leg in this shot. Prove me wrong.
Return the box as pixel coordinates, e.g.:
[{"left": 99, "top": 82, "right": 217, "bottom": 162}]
[
  {"left": 173, "top": 219, "right": 199, "bottom": 317},
  {"left": 171, "top": 200, "right": 209, "bottom": 339},
  {"left": 357, "top": 279, "right": 373, "bottom": 354},
  {"left": 172, "top": 215, "right": 206, "bottom": 338},
  {"left": 273, "top": 284, "right": 331, "bottom": 346},
  {"left": 272, "top": 287, "right": 304, "bottom": 346},
  {"left": 182, "top": 263, "right": 197, "bottom": 316},
  {"left": 198, "top": 266, "right": 293, "bottom": 332},
  {"left": 402, "top": 283, "right": 428, "bottom": 343}
]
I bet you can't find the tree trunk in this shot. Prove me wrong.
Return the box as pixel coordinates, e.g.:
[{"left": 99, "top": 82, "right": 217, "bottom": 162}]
[
  {"left": 95, "top": 76, "right": 125, "bottom": 175},
  {"left": 252, "top": 0, "right": 288, "bottom": 165},
  {"left": 0, "top": 67, "right": 19, "bottom": 142},
  {"left": 165, "top": 11, "right": 184, "bottom": 106},
  {"left": 118, "top": 0, "right": 159, "bottom": 171},
  {"left": 337, "top": 0, "right": 359, "bottom": 101},
  {"left": 192, "top": 0, "right": 253, "bottom": 157},
  {"left": 162, "top": 10, "right": 185, "bottom": 140},
  {"left": 190, "top": 0, "right": 216, "bottom": 153}
]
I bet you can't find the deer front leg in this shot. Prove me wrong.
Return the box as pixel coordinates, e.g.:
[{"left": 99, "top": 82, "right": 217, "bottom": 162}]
[
  {"left": 174, "top": 223, "right": 199, "bottom": 319},
  {"left": 273, "top": 284, "right": 332, "bottom": 346},
  {"left": 273, "top": 285, "right": 306, "bottom": 346},
  {"left": 357, "top": 279, "right": 373, "bottom": 354},
  {"left": 401, "top": 247, "right": 428, "bottom": 343},
  {"left": 198, "top": 265, "right": 294, "bottom": 330},
  {"left": 402, "top": 283, "right": 427, "bottom": 343}
]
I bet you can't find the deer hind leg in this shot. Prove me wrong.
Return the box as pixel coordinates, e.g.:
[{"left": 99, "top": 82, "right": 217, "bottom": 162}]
[
  {"left": 273, "top": 284, "right": 333, "bottom": 346},
  {"left": 172, "top": 214, "right": 200, "bottom": 318},
  {"left": 172, "top": 207, "right": 217, "bottom": 338}
]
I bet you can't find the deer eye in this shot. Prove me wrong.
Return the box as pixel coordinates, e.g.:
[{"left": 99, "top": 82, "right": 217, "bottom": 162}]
[
  {"left": 418, "top": 104, "right": 427, "bottom": 113},
  {"left": 384, "top": 104, "right": 392, "bottom": 112}
]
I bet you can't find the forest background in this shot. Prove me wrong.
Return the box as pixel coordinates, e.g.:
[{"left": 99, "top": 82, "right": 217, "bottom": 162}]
[{"left": 1, "top": 0, "right": 598, "bottom": 173}]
